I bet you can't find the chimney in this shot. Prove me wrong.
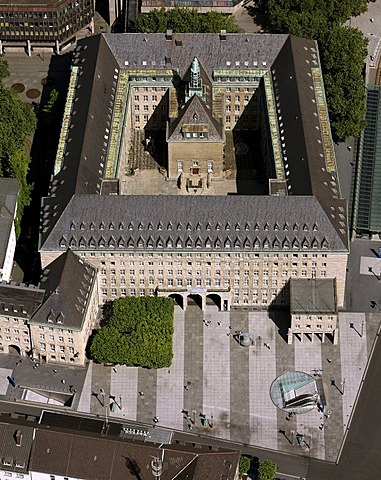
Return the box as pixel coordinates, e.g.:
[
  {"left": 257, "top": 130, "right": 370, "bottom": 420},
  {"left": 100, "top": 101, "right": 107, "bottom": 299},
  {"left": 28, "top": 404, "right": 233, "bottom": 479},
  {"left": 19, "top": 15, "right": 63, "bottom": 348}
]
[
  {"left": 14, "top": 430, "right": 23, "bottom": 447},
  {"left": 165, "top": 29, "right": 172, "bottom": 41},
  {"left": 220, "top": 29, "right": 227, "bottom": 41}
]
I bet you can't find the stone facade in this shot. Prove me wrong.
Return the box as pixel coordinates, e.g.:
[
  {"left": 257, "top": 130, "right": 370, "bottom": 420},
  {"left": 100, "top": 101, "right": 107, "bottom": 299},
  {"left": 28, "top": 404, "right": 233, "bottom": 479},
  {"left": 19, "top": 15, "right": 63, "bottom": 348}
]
[
  {"left": 39, "top": 33, "right": 349, "bottom": 325},
  {"left": 288, "top": 278, "right": 339, "bottom": 345}
]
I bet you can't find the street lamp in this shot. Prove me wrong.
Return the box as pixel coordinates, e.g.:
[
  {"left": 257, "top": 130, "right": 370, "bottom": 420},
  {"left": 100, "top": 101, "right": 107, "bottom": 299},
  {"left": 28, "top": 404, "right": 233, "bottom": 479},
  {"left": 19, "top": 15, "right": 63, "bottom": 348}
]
[{"left": 341, "top": 378, "right": 346, "bottom": 395}]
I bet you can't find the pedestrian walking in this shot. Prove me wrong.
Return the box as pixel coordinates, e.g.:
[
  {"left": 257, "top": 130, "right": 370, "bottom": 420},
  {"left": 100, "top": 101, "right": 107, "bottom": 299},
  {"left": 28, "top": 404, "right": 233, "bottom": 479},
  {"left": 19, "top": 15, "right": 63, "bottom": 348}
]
[
  {"left": 61, "top": 379, "right": 66, "bottom": 384},
  {"left": 139, "top": 391, "right": 144, "bottom": 396},
  {"left": 217, "top": 321, "right": 221, "bottom": 326},
  {"left": 53, "top": 369, "right": 58, "bottom": 373},
  {"left": 184, "top": 385, "right": 189, "bottom": 390},
  {"left": 327, "top": 358, "right": 332, "bottom": 363}
]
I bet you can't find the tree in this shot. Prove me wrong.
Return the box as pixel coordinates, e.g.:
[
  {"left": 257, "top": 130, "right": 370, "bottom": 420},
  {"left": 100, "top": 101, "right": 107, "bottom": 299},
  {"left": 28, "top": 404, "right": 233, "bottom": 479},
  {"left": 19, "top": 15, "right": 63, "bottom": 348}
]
[
  {"left": 42, "top": 88, "right": 59, "bottom": 114},
  {"left": 0, "top": 57, "right": 10, "bottom": 80},
  {"left": 258, "top": 459, "right": 277, "bottom": 480},
  {"left": 135, "top": 6, "right": 241, "bottom": 33},
  {"left": 238, "top": 455, "right": 251, "bottom": 477},
  {"left": 254, "top": 0, "right": 367, "bottom": 35},
  {"left": 89, "top": 296, "right": 174, "bottom": 368},
  {"left": 320, "top": 26, "right": 368, "bottom": 140},
  {"left": 251, "top": 0, "right": 368, "bottom": 141},
  {"left": 0, "top": 85, "right": 36, "bottom": 162},
  {"left": 4, "top": 150, "right": 33, "bottom": 237}
]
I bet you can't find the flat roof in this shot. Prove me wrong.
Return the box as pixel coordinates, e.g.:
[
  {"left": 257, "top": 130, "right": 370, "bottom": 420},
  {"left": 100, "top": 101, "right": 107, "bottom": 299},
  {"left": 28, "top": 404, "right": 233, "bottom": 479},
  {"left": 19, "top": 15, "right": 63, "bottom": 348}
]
[{"left": 290, "top": 278, "right": 337, "bottom": 314}]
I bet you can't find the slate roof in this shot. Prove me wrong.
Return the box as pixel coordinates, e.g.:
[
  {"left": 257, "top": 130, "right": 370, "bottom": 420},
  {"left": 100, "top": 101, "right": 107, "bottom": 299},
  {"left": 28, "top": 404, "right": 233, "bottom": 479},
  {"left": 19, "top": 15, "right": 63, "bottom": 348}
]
[
  {"left": 39, "top": 32, "right": 349, "bottom": 256},
  {"left": 31, "top": 249, "right": 96, "bottom": 329},
  {"left": 290, "top": 278, "right": 337, "bottom": 314},
  {"left": 0, "top": 423, "right": 34, "bottom": 474},
  {"left": 40, "top": 34, "right": 118, "bottom": 246},
  {"left": 0, "top": 282, "right": 45, "bottom": 319},
  {"left": 271, "top": 36, "right": 347, "bottom": 245},
  {"left": 168, "top": 93, "right": 223, "bottom": 141},
  {"left": 103, "top": 32, "right": 289, "bottom": 77},
  {"left": 40, "top": 194, "right": 347, "bottom": 253},
  {"left": 0, "top": 177, "right": 19, "bottom": 269},
  {"left": 30, "top": 429, "right": 239, "bottom": 480}
]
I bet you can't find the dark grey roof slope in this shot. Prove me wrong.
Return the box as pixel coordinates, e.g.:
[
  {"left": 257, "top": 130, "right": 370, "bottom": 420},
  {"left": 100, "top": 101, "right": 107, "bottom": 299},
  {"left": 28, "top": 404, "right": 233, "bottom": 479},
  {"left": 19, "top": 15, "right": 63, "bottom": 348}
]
[
  {"left": 40, "top": 195, "right": 347, "bottom": 253},
  {"left": 0, "top": 282, "right": 45, "bottom": 319},
  {"left": 31, "top": 250, "right": 96, "bottom": 329},
  {"left": 271, "top": 36, "right": 347, "bottom": 246},
  {"left": 30, "top": 429, "right": 239, "bottom": 480},
  {"left": 40, "top": 34, "right": 119, "bottom": 246},
  {"left": 290, "top": 278, "right": 337, "bottom": 314},
  {"left": 168, "top": 94, "right": 223, "bottom": 141},
  {"left": 0, "top": 423, "right": 34, "bottom": 473},
  {"left": 0, "top": 177, "right": 19, "bottom": 268},
  {"left": 103, "top": 32, "right": 289, "bottom": 77}
]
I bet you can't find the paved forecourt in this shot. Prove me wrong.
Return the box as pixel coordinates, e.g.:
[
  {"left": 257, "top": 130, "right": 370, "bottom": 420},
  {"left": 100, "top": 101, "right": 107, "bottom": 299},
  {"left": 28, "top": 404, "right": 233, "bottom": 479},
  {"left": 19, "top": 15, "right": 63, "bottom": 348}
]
[{"left": 72, "top": 305, "right": 377, "bottom": 462}]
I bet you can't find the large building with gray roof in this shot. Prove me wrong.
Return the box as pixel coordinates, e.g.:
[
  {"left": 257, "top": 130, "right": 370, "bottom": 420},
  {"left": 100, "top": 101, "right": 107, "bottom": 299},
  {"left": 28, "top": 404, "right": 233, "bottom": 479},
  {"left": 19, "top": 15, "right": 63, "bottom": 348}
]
[
  {"left": 37, "top": 32, "right": 348, "bottom": 345},
  {"left": 0, "top": 250, "right": 98, "bottom": 365}
]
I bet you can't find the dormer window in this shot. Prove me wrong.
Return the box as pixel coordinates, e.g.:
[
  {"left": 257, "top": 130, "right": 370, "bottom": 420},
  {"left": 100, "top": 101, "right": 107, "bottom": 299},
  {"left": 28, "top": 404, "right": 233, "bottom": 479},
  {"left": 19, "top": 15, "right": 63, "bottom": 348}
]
[
  {"left": 158, "top": 222, "right": 163, "bottom": 230},
  {"left": 177, "top": 223, "right": 182, "bottom": 230},
  {"left": 187, "top": 223, "right": 192, "bottom": 230},
  {"left": 80, "top": 222, "right": 85, "bottom": 230},
  {"left": 235, "top": 223, "right": 240, "bottom": 231},
  {"left": 148, "top": 223, "right": 153, "bottom": 230},
  {"left": 119, "top": 222, "right": 124, "bottom": 230},
  {"left": 138, "top": 222, "right": 143, "bottom": 230},
  {"left": 167, "top": 222, "right": 173, "bottom": 230},
  {"left": 90, "top": 222, "right": 95, "bottom": 230},
  {"left": 109, "top": 222, "right": 114, "bottom": 230},
  {"left": 225, "top": 222, "right": 230, "bottom": 231},
  {"left": 100, "top": 222, "right": 105, "bottom": 230},
  {"left": 70, "top": 222, "right": 75, "bottom": 230}
]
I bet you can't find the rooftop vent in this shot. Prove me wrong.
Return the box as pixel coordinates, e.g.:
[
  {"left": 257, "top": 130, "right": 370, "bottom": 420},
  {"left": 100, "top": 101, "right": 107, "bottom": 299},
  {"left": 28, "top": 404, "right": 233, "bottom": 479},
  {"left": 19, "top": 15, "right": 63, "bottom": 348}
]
[
  {"left": 175, "top": 39, "right": 182, "bottom": 46},
  {"left": 165, "top": 29, "right": 172, "bottom": 40},
  {"left": 220, "top": 29, "right": 227, "bottom": 40},
  {"left": 14, "top": 430, "right": 23, "bottom": 447}
]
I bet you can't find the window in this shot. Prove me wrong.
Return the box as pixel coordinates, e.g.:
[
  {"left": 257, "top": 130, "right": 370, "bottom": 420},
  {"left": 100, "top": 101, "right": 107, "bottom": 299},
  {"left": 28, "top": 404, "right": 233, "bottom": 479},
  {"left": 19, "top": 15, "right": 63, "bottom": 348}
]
[
  {"left": 208, "top": 161, "right": 213, "bottom": 173},
  {"left": 178, "top": 161, "right": 183, "bottom": 173}
]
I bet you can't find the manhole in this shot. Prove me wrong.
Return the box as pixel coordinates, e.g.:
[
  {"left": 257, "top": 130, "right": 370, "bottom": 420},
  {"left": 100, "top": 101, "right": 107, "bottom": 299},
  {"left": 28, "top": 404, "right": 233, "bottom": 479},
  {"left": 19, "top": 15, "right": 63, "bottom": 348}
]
[
  {"left": 26, "top": 89, "right": 41, "bottom": 99},
  {"left": 40, "top": 77, "right": 48, "bottom": 85},
  {"left": 11, "top": 83, "right": 25, "bottom": 93}
]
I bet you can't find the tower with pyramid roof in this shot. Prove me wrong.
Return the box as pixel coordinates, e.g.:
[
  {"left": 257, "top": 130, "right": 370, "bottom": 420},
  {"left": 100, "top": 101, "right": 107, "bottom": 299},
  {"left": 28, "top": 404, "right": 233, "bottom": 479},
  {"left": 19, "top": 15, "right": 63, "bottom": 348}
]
[{"left": 167, "top": 57, "right": 224, "bottom": 191}]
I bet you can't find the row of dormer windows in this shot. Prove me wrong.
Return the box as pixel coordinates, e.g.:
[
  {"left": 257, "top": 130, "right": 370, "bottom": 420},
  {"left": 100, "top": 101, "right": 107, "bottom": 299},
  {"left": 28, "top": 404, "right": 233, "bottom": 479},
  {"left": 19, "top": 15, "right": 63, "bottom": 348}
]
[{"left": 69, "top": 221, "right": 319, "bottom": 232}]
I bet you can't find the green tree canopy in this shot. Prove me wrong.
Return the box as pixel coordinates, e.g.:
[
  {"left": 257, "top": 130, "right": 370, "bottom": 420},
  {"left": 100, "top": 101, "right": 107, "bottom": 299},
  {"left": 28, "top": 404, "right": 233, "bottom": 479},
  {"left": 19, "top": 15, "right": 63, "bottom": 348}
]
[
  {"left": 320, "top": 26, "right": 367, "bottom": 140},
  {"left": 238, "top": 455, "right": 251, "bottom": 476},
  {"left": 0, "top": 67, "right": 36, "bottom": 238},
  {"left": 90, "top": 296, "right": 174, "bottom": 368},
  {"left": 256, "top": 0, "right": 367, "bottom": 35},
  {"left": 135, "top": 6, "right": 241, "bottom": 33},
  {"left": 258, "top": 459, "right": 277, "bottom": 480},
  {"left": 0, "top": 57, "right": 10, "bottom": 80},
  {"left": 0, "top": 85, "right": 36, "bottom": 162},
  {"left": 252, "top": 0, "right": 368, "bottom": 141}
]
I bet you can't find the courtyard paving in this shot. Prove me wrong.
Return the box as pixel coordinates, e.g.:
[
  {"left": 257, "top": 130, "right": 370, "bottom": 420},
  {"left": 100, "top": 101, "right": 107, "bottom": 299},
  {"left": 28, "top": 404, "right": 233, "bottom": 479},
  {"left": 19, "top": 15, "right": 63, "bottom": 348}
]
[{"left": 74, "top": 306, "right": 377, "bottom": 462}]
